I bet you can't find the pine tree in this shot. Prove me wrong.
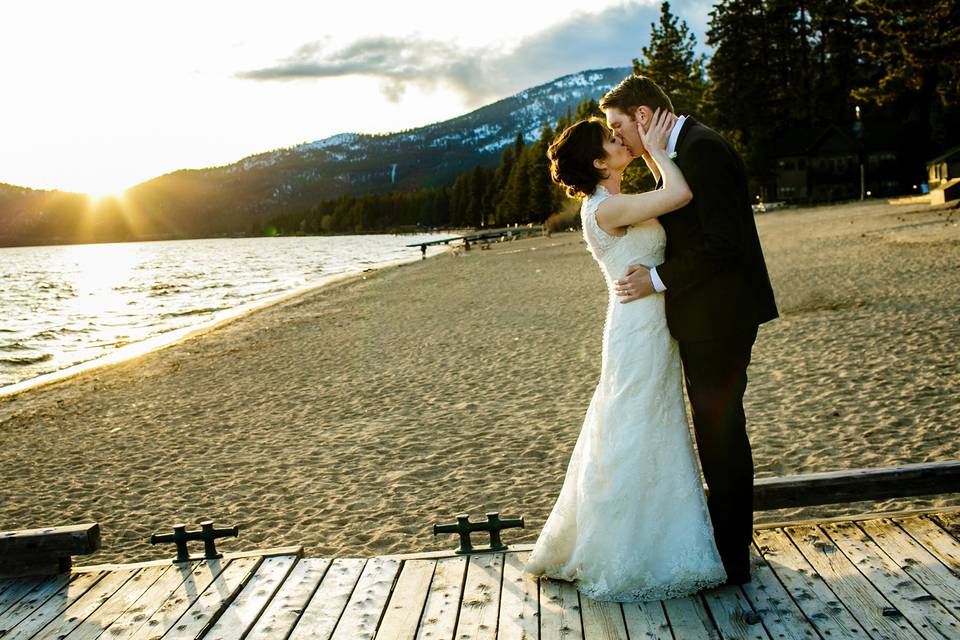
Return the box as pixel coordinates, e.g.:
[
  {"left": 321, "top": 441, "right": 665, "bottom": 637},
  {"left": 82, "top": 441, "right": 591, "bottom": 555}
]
[
  {"left": 494, "top": 133, "right": 527, "bottom": 224},
  {"left": 705, "top": 0, "right": 778, "bottom": 195},
  {"left": 499, "top": 148, "right": 532, "bottom": 224},
  {"left": 853, "top": 0, "right": 960, "bottom": 146},
  {"left": 633, "top": 1, "right": 708, "bottom": 116},
  {"left": 575, "top": 98, "right": 602, "bottom": 121},
  {"left": 528, "top": 123, "right": 558, "bottom": 221}
]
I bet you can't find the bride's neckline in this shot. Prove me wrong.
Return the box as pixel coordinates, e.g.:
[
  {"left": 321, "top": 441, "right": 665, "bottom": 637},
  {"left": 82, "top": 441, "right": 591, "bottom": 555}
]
[{"left": 594, "top": 183, "right": 621, "bottom": 197}]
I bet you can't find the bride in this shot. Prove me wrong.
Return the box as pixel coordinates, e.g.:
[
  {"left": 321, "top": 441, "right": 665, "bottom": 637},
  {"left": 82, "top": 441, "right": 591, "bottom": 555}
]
[{"left": 523, "top": 110, "right": 726, "bottom": 602}]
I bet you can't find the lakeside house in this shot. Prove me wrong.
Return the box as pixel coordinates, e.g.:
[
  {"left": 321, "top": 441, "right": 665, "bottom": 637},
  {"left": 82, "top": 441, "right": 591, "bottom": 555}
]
[
  {"left": 927, "top": 145, "right": 960, "bottom": 204},
  {"left": 772, "top": 124, "right": 901, "bottom": 203}
]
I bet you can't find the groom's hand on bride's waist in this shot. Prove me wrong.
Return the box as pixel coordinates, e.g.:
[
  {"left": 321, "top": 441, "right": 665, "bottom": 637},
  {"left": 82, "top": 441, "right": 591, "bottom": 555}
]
[{"left": 614, "top": 264, "right": 656, "bottom": 303}]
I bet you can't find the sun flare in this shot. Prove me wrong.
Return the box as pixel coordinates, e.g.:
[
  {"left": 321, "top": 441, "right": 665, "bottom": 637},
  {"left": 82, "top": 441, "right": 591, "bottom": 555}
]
[{"left": 85, "top": 187, "right": 127, "bottom": 205}]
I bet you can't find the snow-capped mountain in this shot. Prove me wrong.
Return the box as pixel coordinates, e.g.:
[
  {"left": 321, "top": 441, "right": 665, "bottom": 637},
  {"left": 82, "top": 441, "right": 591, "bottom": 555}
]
[{"left": 179, "top": 66, "right": 629, "bottom": 198}]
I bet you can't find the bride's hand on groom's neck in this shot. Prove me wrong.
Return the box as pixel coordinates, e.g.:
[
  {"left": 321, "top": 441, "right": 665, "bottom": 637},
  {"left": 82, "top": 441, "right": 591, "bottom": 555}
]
[{"left": 640, "top": 109, "right": 677, "bottom": 154}]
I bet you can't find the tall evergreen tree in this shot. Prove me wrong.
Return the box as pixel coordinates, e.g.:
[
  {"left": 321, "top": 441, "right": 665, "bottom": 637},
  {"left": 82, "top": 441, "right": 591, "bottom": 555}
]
[
  {"left": 853, "top": 0, "right": 960, "bottom": 147},
  {"left": 633, "top": 1, "right": 708, "bottom": 116},
  {"left": 495, "top": 133, "right": 528, "bottom": 223},
  {"left": 528, "top": 123, "right": 559, "bottom": 221},
  {"left": 491, "top": 144, "right": 517, "bottom": 226}
]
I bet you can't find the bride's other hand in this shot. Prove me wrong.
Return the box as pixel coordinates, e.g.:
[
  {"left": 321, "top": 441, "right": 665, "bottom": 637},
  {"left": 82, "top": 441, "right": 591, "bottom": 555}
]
[{"left": 638, "top": 108, "right": 677, "bottom": 153}]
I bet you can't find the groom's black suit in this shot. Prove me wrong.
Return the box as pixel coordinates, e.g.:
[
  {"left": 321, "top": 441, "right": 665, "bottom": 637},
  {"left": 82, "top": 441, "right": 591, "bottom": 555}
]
[{"left": 654, "top": 117, "right": 778, "bottom": 581}]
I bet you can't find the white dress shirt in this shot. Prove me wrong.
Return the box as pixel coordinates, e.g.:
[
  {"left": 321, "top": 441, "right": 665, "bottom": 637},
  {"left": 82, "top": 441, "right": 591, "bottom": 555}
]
[{"left": 649, "top": 115, "right": 687, "bottom": 293}]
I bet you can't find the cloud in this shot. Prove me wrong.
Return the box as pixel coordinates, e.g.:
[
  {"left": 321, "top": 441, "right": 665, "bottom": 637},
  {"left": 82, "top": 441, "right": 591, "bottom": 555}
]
[{"left": 236, "top": 1, "right": 710, "bottom": 106}]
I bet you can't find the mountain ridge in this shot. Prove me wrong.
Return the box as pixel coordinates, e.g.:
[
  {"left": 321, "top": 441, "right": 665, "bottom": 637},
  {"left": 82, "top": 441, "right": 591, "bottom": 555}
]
[{"left": 0, "top": 66, "right": 630, "bottom": 246}]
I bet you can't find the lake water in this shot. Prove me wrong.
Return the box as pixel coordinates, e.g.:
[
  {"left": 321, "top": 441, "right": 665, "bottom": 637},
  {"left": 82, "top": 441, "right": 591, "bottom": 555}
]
[{"left": 0, "top": 234, "right": 451, "bottom": 391}]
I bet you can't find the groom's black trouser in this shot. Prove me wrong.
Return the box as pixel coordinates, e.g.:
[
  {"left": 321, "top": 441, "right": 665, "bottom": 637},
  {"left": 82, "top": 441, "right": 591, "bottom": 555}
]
[{"left": 679, "top": 325, "right": 758, "bottom": 580}]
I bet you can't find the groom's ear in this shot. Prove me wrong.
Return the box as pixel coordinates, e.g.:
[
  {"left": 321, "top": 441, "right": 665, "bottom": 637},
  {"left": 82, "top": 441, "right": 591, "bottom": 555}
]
[{"left": 634, "top": 106, "right": 652, "bottom": 127}]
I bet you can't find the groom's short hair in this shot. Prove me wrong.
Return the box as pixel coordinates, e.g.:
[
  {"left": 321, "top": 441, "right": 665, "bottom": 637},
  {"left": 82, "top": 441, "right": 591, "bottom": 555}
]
[{"left": 600, "top": 75, "right": 674, "bottom": 117}]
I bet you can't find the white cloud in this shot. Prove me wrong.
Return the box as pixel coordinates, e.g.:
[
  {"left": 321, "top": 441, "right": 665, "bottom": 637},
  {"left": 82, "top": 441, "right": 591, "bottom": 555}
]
[{"left": 238, "top": 1, "right": 709, "bottom": 106}]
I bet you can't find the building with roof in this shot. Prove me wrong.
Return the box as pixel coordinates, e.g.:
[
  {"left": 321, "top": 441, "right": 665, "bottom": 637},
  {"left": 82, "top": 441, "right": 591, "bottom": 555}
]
[
  {"left": 926, "top": 145, "right": 960, "bottom": 204},
  {"left": 772, "top": 124, "right": 902, "bottom": 203}
]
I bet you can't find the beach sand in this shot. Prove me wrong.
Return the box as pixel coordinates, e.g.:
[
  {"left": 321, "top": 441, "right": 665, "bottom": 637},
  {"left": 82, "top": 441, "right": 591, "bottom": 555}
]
[{"left": 1, "top": 199, "right": 958, "bottom": 564}]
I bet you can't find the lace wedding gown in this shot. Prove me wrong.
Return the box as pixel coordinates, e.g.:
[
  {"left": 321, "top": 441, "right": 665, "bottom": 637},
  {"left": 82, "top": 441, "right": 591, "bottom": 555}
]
[{"left": 523, "top": 185, "right": 726, "bottom": 602}]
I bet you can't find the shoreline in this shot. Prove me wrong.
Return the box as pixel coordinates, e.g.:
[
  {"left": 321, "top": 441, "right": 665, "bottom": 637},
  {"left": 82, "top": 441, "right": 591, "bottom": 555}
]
[
  {"left": 0, "top": 252, "right": 440, "bottom": 400},
  {"left": 0, "top": 201, "right": 957, "bottom": 564}
]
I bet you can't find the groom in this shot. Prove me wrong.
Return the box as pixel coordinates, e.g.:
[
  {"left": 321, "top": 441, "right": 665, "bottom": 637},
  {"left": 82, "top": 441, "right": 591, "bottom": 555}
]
[{"left": 600, "top": 75, "right": 778, "bottom": 584}]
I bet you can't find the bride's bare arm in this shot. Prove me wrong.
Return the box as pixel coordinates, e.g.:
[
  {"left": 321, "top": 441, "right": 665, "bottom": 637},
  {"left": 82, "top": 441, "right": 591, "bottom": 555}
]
[
  {"left": 641, "top": 152, "right": 661, "bottom": 184},
  {"left": 597, "top": 111, "right": 690, "bottom": 229}
]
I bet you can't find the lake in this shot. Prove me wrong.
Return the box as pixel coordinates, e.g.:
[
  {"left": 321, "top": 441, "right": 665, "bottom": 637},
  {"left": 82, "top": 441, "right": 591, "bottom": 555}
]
[{"left": 0, "top": 233, "right": 451, "bottom": 391}]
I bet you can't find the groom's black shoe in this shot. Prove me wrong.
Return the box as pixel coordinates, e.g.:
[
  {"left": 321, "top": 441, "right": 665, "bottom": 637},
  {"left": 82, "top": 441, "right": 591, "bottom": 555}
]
[{"left": 722, "top": 570, "right": 752, "bottom": 586}]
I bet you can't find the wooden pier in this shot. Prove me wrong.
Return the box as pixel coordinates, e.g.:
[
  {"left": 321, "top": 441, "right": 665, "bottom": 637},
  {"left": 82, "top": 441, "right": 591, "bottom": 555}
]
[
  {"left": 0, "top": 507, "right": 958, "bottom": 639},
  {"left": 406, "top": 226, "right": 544, "bottom": 257}
]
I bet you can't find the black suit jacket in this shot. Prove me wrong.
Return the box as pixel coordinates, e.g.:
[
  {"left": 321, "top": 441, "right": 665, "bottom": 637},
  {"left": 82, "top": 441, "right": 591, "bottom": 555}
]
[{"left": 655, "top": 118, "right": 778, "bottom": 342}]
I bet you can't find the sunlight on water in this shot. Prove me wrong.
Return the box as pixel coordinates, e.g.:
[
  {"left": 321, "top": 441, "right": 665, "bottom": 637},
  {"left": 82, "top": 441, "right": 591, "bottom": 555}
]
[
  {"left": 0, "top": 234, "right": 451, "bottom": 390},
  {"left": 60, "top": 243, "right": 142, "bottom": 342}
]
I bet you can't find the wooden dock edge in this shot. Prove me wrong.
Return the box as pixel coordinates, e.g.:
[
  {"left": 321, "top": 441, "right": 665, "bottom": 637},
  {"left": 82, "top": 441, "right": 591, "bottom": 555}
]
[
  {"left": 753, "top": 503, "right": 960, "bottom": 530},
  {"left": 74, "top": 545, "right": 304, "bottom": 572}
]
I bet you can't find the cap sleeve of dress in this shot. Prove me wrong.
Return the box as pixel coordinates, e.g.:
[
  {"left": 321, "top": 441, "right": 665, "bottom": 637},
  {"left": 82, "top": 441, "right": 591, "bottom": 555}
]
[{"left": 580, "top": 186, "right": 620, "bottom": 256}]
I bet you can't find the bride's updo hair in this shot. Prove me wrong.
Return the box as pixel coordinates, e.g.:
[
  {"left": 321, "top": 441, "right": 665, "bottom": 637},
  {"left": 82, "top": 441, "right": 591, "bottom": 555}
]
[{"left": 547, "top": 118, "right": 609, "bottom": 198}]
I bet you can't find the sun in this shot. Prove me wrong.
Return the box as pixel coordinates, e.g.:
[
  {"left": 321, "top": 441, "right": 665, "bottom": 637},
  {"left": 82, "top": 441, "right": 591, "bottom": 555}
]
[{"left": 85, "top": 185, "right": 128, "bottom": 205}]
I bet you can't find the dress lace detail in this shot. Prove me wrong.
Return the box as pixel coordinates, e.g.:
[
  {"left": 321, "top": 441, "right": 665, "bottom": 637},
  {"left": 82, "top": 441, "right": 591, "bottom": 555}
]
[
  {"left": 580, "top": 185, "right": 621, "bottom": 256},
  {"left": 522, "top": 185, "right": 726, "bottom": 602}
]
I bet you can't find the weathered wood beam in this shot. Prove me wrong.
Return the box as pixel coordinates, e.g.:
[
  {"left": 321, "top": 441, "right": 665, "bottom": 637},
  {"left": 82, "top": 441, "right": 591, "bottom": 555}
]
[
  {"left": 753, "top": 461, "right": 960, "bottom": 510},
  {"left": 0, "top": 523, "right": 100, "bottom": 577},
  {"left": 0, "top": 522, "right": 100, "bottom": 555}
]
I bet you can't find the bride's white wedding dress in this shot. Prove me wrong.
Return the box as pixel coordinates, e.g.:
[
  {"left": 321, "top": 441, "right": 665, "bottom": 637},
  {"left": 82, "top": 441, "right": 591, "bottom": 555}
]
[{"left": 523, "top": 185, "right": 726, "bottom": 602}]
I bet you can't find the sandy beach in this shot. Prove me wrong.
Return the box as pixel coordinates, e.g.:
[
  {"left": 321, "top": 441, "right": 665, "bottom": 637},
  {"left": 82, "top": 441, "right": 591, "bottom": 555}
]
[{"left": 1, "top": 199, "right": 958, "bottom": 565}]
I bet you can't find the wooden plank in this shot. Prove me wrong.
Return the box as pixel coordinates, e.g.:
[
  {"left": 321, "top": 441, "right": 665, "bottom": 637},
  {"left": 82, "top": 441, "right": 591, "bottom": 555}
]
[
  {"left": 821, "top": 521, "right": 960, "bottom": 639},
  {"left": 453, "top": 552, "right": 504, "bottom": 640},
  {"left": 754, "top": 528, "right": 864, "bottom": 639},
  {"left": 931, "top": 510, "right": 960, "bottom": 540},
  {"left": 662, "top": 596, "right": 719, "bottom": 640},
  {"left": 414, "top": 555, "right": 467, "bottom": 640},
  {"left": 538, "top": 578, "right": 583, "bottom": 640},
  {"left": 34, "top": 567, "right": 165, "bottom": 640},
  {"left": 374, "top": 559, "right": 435, "bottom": 640},
  {"left": 29, "top": 569, "right": 140, "bottom": 640},
  {"left": 49, "top": 565, "right": 168, "bottom": 640},
  {"left": 755, "top": 505, "right": 960, "bottom": 531},
  {"left": 785, "top": 524, "right": 924, "bottom": 639},
  {"left": 149, "top": 556, "right": 261, "bottom": 640},
  {"left": 703, "top": 585, "right": 770, "bottom": 640},
  {"left": 74, "top": 545, "right": 302, "bottom": 573},
  {"left": 580, "top": 595, "right": 629, "bottom": 640},
  {"left": 124, "top": 559, "right": 232, "bottom": 640},
  {"left": 287, "top": 557, "right": 366, "bottom": 640},
  {"left": 896, "top": 516, "right": 960, "bottom": 574},
  {"left": 496, "top": 552, "right": 539, "bottom": 640},
  {"left": 858, "top": 518, "right": 960, "bottom": 620},
  {"left": 753, "top": 461, "right": 960, "bottom": 510},
  {"left": 0, "top": 576, "right": 52, "bottom": 618},
  {"left": 0, "top": 571, "right": 102, "bottom": 640},
  {"left": 740, "top": 544, "right": 820, "bottom": 640},
  {"left": 203, "top": 555, "right": 298, "bottom": 640},
  {"left": 96, "top": 561, "right": 203, "bottom": 640},
  {"left": 245, "top": 558, "right": 330, "bottom": 640},
  {"left": 225, "top": 546, "right": 304, "bottom": 561},
  {"left": 621, "top": 599, "right": 672, "bottom": 640},
  {"left": 329, "top": 557, "right": 401, "bottom": 640}
]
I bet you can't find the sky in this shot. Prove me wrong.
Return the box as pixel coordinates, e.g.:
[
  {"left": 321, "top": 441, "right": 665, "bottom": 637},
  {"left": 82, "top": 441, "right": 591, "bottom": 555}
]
[{"left": 1, "top": 0, "right": 712, "bottom": 195}]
